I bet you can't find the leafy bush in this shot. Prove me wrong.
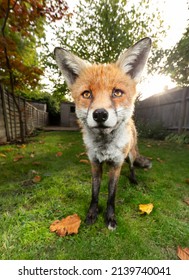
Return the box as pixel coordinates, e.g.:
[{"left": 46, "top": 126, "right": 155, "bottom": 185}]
[
  {"left": 136, "top": 121, "right": 169, "bottom": 140},
  {"left": 165, "top": 133, "right": 189, "bottom": 144}
]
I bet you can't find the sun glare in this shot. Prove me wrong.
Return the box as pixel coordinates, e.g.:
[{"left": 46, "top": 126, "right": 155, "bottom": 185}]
[{"left": 138, "top": 74, "right": 177, "bottom": 100}]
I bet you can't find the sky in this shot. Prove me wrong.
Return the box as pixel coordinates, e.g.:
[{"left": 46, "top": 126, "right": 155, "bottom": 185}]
[
  {"left": 49, "top": 0, "right": 189, "bottom": 99},
  {"left": 139, "top": 0, "right": 188, "bottom": 99}
]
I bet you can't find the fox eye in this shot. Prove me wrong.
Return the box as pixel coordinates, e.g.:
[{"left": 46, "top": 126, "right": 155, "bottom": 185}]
[
  {"left": 112, "top": 88, "right": 124, "bottom": 98},
  {"left": 82, "top": 90, "right": 92, "bottom": 99}
]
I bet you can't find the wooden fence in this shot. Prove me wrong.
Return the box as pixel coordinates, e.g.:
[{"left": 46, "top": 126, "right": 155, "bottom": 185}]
[
  {"left": 0, "top": 84, "right": 48, "bottom": 143},
  {"left": 135, "top": 87, "right": 189, "bottom": 133}
]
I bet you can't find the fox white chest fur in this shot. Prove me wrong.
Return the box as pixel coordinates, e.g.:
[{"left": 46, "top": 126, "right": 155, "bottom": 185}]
[
  {"left": 83, "top": 121, "right": 131, "bottom": 165},
  {"left": 54, "top": 37, "right": 151, "bottom": 230}
]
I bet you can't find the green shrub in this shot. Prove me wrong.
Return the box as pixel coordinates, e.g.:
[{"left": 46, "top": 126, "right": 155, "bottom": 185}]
[
  {"left": 165, "top": 132, "right": 189, "bottom": 144},
  {"left": 136, "top": 121, "right": 169, "bottom": 140}
]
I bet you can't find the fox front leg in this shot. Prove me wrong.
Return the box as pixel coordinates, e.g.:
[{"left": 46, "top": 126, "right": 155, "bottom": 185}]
[
  {"left": 85, "top": 161, "right": 102, "bottom": 225},
  {"left": 128, "top": 151, "right": 138, "bottom": 184},
  {"left": 106, "top": 164, "right": 122, "bottom": 230}
]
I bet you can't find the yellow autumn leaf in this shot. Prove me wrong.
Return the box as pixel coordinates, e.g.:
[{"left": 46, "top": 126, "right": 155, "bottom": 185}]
[
  {"left": 0, "top": 153, "right": 6, "bottom": 158},
  {"left": 76, "top": 152, "right": 87, "bottom": 158},
  {"left": 139, "top": 203, "right": 154, "bottom": 215},
  {"left": 79, "top": 159, "right": 90, "bottom": 164},
  {"left": 17, "top": 144, "right": 26, "bottom": 149}
]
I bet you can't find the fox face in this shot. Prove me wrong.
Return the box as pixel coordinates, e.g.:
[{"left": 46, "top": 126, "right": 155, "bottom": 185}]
[
  {"left": 54, "top": 38, "right": 151, "bottom": 134},
  {"left": 54, "top": 38, "right": 151, "bottom": 230},
  {"left": 71, "top": 64, "right": 137, "bottom": 133}
]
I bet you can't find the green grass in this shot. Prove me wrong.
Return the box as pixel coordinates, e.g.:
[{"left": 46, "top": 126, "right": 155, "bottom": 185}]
[{"left": 0, "top": 131, "right": 189, "bottom": 260}]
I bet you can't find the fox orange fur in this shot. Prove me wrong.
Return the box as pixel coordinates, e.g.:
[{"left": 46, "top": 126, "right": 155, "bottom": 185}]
[{"left": 54, "top": 37, "right": 151, "bottom": 229}]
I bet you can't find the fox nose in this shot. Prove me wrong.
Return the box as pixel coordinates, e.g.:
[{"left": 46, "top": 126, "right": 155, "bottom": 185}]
[{"left": 93, "top": 108, "right": 109, "bottom": 123}]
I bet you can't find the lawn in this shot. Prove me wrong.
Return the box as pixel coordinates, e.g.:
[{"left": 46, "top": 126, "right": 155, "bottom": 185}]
[{"left": 0, "top": 131, "right": 189, "bottom": 260}]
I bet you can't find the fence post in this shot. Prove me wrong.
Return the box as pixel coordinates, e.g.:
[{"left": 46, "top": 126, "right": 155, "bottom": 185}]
[
  {"left": 0, "top": 85, "right": 10, "bottom": 141},
  {"left": 178, "top": 88, "right": 188, "bottom": 134}
]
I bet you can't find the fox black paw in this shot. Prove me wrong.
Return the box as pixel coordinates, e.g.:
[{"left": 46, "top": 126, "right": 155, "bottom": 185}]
[
  {"left": 106, "top": 217, "right": 117, "bottom": 230},
  {"left": 85, "top": 210, "right": 98, "bottom": 225},
  {"left": 129, "top": 176, "right": 138, "bottom": 185}
]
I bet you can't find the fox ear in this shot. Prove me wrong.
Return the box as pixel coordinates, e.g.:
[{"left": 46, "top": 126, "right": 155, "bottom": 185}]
[
  {"left": 54, "top": 48, "right": 88, "bottom": 86},
  {"left": 116, "top": 37, "right": 151, "bottom": 82}
]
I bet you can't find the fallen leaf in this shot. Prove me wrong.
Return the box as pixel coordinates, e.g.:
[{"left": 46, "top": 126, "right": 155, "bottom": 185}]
[
  {"left": 185, "top": 179, "right": 189, "bottom": 184},
  {"left": 139, "top": 203, "right": 154, "bottom": 215},
  {"left": 58, "top": 143, "right": 63, "bottom": 148},
  {"left": 147, "top": 157, "right": 153, "bottom": 160},
  {"left": 76, "top": 152, "right": 87, "bottom": 158},
  {"left": 79, "top": 159, "right": 90, "bottom": 164},
  {"left": 17, "top": 144, "right": 26, "bottom": 149},
  {"left": 146, "top": 144, "right": 152, "bottom": 148},
  {"left": 50, "top": 220, "right": 60, "bottom": 232},
  {"left": 13, "top": 155, "right": 24, "bottom": 162},
  {"left": 156, "top": 157, "right": 164, "bottom": 163},
  {"left": 32, "top": 175, "right": 41, "bottom": 183},
  {"left": 56, "top": 151, "right": 63, "bottom": 157},
  {"left": 183, "top": 198, "right": 189, "bottom": 206},
  {"left": 0, "top": 153, "right": 6, "bottom": 158},
  {"left": 39, "top": 140, "right": 45, "bottom": 144},
  {"left": 177, "top": 246, "right": 189, "bottom": 260},
  {"left": 50, "top": 214, "right": 81, "bottom": 237},
  {"left": 32, "top": 161, "right": 41, "bottom": 165},
  {"left": 30, "top": 152, "right": 35, "bottom": 158},
  {"left": 6, "top": 148, "right": 14, "bottom": 152}
]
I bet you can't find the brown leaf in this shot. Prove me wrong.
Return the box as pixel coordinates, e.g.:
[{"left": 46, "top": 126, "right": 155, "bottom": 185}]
[
  {"left": 177, "top": 246, "right": 189, "bottom": 260},
  {"left": 13, "top": 155, "right": 24, "bottom": 162},
  {"left": 79, "top": 159, "right": 90, "bottom": 164},
  {"left": 76, "top": 152, "right": 87, "bottom": 158},
  {"left": 58, "top": 143, "right": 63, "bottom": 148},
  {"left": 50, "top": 214, "right": 81, "bottom": 237},
  {"left": 139, "top": 203, "right": 154, "bottom": 215},
  {"left": 0, "top": 153, "right": 6, "bottom": 158},
  {"left": 56, "top": 151, "right": 63, "bottom": 157},
  {"left": 185, "top": 179, "right": 189, "bottom": 184},
  {"left": 183, "top": 198, "right": 189, "bottom": 206},
  {"left": 147, "top": 157, "right": 153, "bottom": 160},
  {"left": 32, "top": 161, "right": 41, "bottom": 166},
  {"left": 49, "top": 220, "right": 61, "bottom": 232},
  {"left": 56, "top": 226, "right": 67, "bottom": 237},
  {"left": 32, "top": 175, "right": 41, "bottom": 183},
  {"left": 156, "top": 157, "right": 164, "bottom": 163}
]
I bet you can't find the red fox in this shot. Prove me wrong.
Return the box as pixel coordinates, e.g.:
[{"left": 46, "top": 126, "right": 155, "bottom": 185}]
[{"left": 54, "top": 37, "right": 152, "bottom": 230}]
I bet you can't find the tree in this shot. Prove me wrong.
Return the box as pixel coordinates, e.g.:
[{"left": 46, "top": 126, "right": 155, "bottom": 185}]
[
  {"left": 0, "top": 0, "right": 69, "bottom": 142},
  {"left": 164, "top": 26, "right": 189, "bottom": 87},
  {"left": 0, "top": 0, "right": 69, "bottom": 93},
  {"left": 43, "top": 0, "right": 166, "bottom": 98}
]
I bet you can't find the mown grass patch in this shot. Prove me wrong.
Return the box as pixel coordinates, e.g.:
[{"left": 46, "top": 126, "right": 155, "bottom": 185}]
[{"left": 0, "top": 131, "right": 189, "bottom": 260}]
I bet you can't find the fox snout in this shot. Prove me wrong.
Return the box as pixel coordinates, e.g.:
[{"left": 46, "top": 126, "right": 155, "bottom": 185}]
[
  {"left": 87, "top": 106, "right": 118, "bottom": 130},
  {"left": 93, "top": 108, "right": 109, "bottom": 123}
]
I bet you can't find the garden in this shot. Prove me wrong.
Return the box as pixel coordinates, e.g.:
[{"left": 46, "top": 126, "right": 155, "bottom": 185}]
[{"left": 0, "top": 131, "right": 189, "bottom": 260}]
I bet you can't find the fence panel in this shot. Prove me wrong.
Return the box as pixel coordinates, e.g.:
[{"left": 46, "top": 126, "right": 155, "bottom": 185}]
[
  {"left": 0, "top": 85, "right": 48, "bottom": 143},
  {"left": 135, "top": 88, "right": 189, "bottom": 132}
]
